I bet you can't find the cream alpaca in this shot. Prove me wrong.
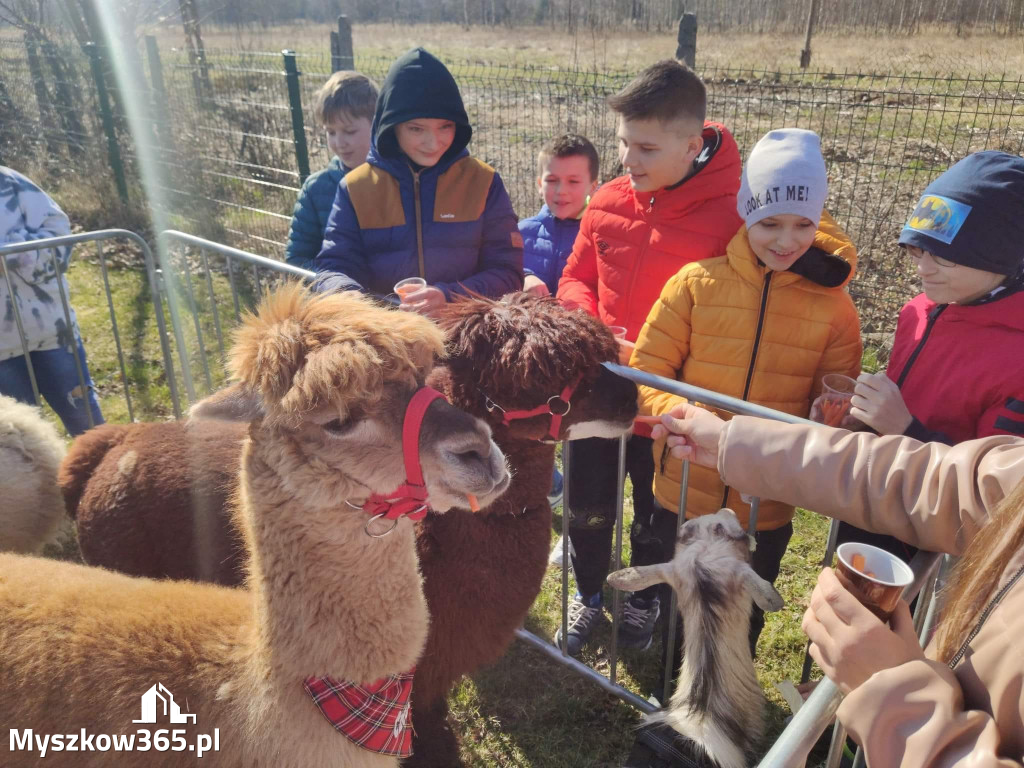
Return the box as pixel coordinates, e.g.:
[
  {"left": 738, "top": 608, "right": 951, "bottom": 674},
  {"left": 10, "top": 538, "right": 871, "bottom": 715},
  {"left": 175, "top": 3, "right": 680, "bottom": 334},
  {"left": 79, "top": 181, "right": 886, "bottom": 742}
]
[
  {"left": 608, "top": 508, "right": 784, "bottom": 768},
  {"left": 0, "top": 393, "right": 66, "bottom": 554},
  {"left": 0, "top": 286, "right": 510, "bottom": 768}
]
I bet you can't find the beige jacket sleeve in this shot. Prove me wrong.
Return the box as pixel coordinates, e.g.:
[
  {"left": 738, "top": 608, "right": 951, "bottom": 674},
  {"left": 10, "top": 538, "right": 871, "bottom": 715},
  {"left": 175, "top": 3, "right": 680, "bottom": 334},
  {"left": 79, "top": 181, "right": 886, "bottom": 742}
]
[
  {"left": 837, "top": 658, "right": 1024, "bottom": 768},
  {"left": 718, "top": 416, "right": 1024, "bottom": 767},
  {"left": 717, "top": 416, "right": 1024, "bottom": 555}
]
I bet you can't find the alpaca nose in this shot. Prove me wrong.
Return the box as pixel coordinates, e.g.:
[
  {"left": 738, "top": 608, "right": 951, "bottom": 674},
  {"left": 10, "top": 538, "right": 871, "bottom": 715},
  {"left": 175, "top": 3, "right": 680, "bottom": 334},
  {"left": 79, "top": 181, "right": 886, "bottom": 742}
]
[{"left": 439, "top": 432, "right": 504, "bottom": 485}]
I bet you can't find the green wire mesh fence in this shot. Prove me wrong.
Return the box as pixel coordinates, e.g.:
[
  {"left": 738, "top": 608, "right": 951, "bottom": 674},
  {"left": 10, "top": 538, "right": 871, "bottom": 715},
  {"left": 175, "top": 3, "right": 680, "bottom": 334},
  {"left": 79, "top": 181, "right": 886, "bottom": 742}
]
[{"left": 2, "top": 31, "right": 1023, "bottom": 360}]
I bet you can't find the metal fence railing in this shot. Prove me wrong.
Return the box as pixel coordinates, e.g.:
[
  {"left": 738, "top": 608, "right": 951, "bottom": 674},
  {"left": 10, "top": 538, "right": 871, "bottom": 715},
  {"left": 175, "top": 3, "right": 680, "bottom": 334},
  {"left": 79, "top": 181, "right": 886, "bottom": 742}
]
[
  {"left": 3, "top": 28, "right": 1024, "bottom": 348},
  {"left": 0, "top": 229, "right": 314, "bottom": 427},
  {"left": 5, "top": 227, "right": 948, "bottom": 765}
]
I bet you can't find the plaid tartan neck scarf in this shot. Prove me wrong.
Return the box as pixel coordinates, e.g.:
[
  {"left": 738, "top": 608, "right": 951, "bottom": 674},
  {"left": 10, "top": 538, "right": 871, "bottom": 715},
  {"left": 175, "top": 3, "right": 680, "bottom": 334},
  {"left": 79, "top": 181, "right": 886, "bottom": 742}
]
[{"left": 304, "top": 668, "right": 416, "bottom": 757}]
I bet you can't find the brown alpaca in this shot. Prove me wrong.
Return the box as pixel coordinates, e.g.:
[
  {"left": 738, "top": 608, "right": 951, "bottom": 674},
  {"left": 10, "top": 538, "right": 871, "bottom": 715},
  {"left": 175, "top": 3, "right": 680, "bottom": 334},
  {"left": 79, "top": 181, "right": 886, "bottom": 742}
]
[
  {"left": 1, "top": 286, "right": 510, "bottom": 768},
  {"left": 57, "top": 292, "right": 637, "bottom": 766},
  {"left": 62, "top": 418, "right": 248, "bottom": 584},
  {"left": 407, "top": 293, "right": 639, "bottom": 767}
]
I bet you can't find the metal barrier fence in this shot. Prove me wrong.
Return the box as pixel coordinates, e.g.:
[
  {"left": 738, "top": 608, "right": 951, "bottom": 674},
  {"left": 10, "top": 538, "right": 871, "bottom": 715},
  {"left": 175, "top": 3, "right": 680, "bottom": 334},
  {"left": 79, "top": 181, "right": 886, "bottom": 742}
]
[
  {"left": 0, "top": 229, "right": 313, "bottom": 427},
  {"left": 3, "top": 29, "right": 1024, "bottom": 341},
  {"left": 3, "top": 227, "right": 945, "bottom": 765}
]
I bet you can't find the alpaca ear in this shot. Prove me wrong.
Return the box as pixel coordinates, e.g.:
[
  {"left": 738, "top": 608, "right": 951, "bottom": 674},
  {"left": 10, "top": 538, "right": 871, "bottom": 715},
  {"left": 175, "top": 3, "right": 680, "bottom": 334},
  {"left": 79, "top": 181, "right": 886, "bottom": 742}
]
[
  {"left": 607, "top": 564, "right": 668, "bottom": 593},
  {"left": 189, "top": 383, "right": 264, "bottom": 423},
  {"left": 741, "top": 563, "right": 784, "bottom": 613}
]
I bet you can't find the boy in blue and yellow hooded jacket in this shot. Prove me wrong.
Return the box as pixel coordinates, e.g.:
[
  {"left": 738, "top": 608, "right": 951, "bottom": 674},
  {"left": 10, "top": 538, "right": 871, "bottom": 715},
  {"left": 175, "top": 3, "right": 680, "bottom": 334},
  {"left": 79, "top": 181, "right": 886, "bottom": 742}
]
[{"left": 314, "top": 48, "right": 523, "bottom": 312}]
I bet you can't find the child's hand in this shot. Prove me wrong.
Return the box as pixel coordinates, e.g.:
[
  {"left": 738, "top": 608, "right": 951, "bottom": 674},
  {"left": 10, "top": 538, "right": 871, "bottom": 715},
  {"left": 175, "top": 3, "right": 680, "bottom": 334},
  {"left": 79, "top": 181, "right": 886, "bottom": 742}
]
[
  {"left": 616, "top": 338, "right": 635, "bottom": 366},
  {"left": 398, "top": 286, "right": 447, "bottom": 318},
  {"left": 523, "top": 275, "right": 550, "bottom": 297},
  {"left": 850, "top": 372, "right": 913, "bottom": 435},
  {"left": 649, "top": 403, "right": 725, "bottom": 468},
  {"left": 802, "top": 567, "right": 924, "bottom": 695}
]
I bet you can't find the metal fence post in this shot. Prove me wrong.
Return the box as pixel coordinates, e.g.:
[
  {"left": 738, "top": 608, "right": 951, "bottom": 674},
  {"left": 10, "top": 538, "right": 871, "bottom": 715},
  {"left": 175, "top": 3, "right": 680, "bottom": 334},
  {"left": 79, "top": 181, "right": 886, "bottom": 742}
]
[
  {"left": 675, "top": 12, "right": 697, "bottom": 68},
  {"left": 330, "top": 31, "right": 341, "bottom": 72},
  {"left": 335, "top": 15, "right": 354, "bottom": 71},
  {"left": 282, "top": 50, "right": 310, "bottom": 184},
  {"left": 85, "top": 42, "right": 129, "bottom": 204},
  {"left": 145, "top": 35, "right": 174, "bottom": 154}
]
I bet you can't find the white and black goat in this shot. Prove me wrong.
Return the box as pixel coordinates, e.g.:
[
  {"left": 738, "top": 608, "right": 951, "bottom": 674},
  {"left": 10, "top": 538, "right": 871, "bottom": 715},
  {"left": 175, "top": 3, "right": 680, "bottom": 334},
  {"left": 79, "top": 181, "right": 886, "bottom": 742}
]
[{"left": 608, "top": 508, "right": 784, "bottom": 768}]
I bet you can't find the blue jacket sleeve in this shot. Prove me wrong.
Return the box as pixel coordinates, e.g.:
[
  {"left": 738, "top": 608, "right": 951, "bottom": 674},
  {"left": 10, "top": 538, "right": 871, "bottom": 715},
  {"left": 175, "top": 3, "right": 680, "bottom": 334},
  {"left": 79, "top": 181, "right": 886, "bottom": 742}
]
[
  {"left": 313, "top": 182, "right": 370, "bottom": 295},
  {"left": 434, "top": 173, "right": 523, "bottom": 300},
  {"left": 518, "top": 218, "right": 538, "bottom": 277},
  {"left": 284, "top": 176, "right": 323, "bottom": 271}
]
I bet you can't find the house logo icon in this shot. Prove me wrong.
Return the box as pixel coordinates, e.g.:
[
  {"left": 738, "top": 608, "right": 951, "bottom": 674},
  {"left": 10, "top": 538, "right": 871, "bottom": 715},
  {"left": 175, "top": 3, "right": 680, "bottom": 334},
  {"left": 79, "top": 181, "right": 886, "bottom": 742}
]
[{"left": 133, "top": 683, "right": 197, "bottom": 724}]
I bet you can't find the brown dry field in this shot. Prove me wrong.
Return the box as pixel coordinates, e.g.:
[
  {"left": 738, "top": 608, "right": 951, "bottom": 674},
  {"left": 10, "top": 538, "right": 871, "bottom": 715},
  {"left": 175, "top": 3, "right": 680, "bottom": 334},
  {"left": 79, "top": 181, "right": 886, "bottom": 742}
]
[{"left": 180, "top": 21, "right": 1024, "bottom": 74}]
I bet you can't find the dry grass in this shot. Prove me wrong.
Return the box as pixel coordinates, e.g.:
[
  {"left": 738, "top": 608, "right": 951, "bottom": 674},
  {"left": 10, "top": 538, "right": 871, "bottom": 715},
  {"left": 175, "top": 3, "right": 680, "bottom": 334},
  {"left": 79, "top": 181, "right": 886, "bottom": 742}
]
[{"left": 154, "top": 21, "right": 1024, "bottom": 76}]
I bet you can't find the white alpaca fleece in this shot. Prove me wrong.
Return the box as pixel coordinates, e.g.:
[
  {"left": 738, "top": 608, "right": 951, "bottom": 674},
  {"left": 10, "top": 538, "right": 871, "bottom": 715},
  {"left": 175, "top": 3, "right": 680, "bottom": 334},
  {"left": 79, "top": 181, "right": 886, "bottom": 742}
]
[{"left": 0, "top": 394, "right": 66, "bottom": 553}]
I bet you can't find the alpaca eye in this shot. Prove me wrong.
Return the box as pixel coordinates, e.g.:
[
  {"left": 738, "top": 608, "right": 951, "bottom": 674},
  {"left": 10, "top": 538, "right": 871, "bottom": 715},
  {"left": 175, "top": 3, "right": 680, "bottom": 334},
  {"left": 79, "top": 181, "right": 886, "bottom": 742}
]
[{"left": 323, "top": 417, "right": 353, "bottom": 435}]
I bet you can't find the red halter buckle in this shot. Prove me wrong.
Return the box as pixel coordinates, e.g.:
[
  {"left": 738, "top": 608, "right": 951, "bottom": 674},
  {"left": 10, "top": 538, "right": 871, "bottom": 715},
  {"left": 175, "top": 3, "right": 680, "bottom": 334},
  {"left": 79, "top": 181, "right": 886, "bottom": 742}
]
[
  {"left": 483, "top": 378, "right": 580, "bottom": 442},
  {"left": 356, "top": 386, "right": 444, "bottom": 535}
]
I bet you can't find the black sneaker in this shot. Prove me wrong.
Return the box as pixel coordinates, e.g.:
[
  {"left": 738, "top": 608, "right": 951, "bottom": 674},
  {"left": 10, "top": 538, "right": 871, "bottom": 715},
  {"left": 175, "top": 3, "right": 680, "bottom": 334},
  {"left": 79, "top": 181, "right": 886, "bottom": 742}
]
[
  {"left": 617, "top": 594, "right": 660, "bottom": 650},
  {"left": 553, "top": 594, "right": 603, "bottom": 656}
]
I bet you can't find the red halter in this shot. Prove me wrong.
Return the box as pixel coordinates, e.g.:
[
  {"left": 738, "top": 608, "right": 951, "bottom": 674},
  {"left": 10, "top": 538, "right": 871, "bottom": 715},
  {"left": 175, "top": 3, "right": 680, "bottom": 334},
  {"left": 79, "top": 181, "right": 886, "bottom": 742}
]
[
  {"left": 483, "top": 378, "right": 580, "bottom": 443},
  {"left": 357, "top": 386, "right": 444, "bottom": 534}
]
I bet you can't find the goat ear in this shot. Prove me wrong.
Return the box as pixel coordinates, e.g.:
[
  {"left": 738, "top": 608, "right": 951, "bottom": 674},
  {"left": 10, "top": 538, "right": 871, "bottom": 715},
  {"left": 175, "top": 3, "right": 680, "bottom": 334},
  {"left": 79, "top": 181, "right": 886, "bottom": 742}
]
[
  {"left": 607, "top": 564, "right": 668, "bottom": 593},
  {"left": 189, "top": 383, "right": 263, "bottom": 423},
  {"left": 741, "top": 564, "right": 784, "bottom": 613}
]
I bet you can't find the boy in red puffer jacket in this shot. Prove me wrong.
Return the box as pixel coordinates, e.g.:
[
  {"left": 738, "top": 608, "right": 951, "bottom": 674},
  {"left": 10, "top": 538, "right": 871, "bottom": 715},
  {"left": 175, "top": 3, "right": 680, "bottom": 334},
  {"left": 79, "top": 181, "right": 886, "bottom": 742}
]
[{"left": 554, "top": 59, "right": 742, "bottom": 656}]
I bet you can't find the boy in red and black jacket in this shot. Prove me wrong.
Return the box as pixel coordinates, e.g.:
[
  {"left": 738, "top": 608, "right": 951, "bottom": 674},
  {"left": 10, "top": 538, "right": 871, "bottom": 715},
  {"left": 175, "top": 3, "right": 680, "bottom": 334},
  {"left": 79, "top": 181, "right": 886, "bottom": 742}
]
[{"left": 554, "top": 60, "right": 742, "bottom": 656}]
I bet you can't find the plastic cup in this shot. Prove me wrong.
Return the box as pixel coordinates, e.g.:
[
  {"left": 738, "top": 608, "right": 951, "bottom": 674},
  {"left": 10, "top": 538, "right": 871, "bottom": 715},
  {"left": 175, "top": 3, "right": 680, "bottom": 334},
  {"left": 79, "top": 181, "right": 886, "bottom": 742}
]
[
  {"left": 394, "top": 277, "right": 426, "bottom": 302},
  {"left": 835, "top": 542, "right": 914, "bottom": 622},
  {"left": 814, "top": 373, "right": 857, "bottom": 427},
  {"left": 608, "top": 325, "right": 627, "bottom": 341}
]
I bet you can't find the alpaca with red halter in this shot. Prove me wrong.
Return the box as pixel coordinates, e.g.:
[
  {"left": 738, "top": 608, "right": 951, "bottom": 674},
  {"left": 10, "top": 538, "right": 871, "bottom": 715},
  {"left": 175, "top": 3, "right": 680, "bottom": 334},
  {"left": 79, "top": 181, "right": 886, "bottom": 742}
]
[{"left": 3, "top": 287, "right": 512, "bottom": 768}]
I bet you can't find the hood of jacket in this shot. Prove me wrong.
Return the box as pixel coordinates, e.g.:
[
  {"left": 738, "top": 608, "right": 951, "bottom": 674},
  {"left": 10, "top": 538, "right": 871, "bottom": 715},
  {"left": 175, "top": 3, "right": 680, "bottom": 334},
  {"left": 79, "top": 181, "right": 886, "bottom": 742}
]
[
  {"left": 725, "top": 210, "right": 857, "bottom": 292},
  {"left": 371, "top": 47, "right": 472, "bottom": 166}
]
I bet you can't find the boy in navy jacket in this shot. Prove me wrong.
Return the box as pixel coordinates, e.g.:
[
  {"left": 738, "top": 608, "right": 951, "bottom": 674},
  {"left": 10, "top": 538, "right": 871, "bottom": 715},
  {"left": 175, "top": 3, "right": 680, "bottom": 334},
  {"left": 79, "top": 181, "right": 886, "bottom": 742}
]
[
  {"left": 520, "top": 134, "right": 599, "bottom": 296},
  {"left": 285, "top": 71, "right": 377, "bottom": 270},
  {"left": 315, "top": 48, "right": 522, "bottom": 315}
]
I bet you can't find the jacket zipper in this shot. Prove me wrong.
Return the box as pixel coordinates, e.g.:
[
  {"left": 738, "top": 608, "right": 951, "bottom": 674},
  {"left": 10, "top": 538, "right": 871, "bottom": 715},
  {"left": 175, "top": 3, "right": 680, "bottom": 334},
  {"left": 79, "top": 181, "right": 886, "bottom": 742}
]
[
  {"left": 948, "top": 562, "right": 1024, "bottom": 669},
  {"left": 413, "top": 170, "right": 425, "bottom": 278},
  {"left": 896, "top": 304, "right": 948, "bottom": 388},
  {"left": 719, "top": 270, "right": 774, "bottom": 509}
]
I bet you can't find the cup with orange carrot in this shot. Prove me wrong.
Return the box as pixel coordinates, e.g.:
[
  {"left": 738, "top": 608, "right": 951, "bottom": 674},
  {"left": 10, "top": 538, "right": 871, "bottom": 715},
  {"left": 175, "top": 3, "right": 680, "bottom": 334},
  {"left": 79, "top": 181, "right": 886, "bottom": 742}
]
[
  {"left": 810, "top": 373, "right": 859, "bottom": 428},
  {"left": 394, "top": 277, "right": 427, "bottom": 304},
  {"left": 834, "top": 542, "right": 913, "bottom": 622}
]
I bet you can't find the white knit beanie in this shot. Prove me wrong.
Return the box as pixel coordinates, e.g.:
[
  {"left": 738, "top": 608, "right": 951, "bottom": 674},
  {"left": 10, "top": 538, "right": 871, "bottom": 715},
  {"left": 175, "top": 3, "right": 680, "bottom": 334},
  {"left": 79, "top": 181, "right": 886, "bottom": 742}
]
[{"left": 738, "top": 129, "right": 827, "bottom": 229}]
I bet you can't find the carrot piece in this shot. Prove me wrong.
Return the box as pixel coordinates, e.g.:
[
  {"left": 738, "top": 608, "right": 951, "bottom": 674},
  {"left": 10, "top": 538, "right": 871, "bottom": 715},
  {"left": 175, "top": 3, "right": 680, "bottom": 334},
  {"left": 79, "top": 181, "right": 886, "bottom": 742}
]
[
  {"left": 820, "top": 398, "right": 851, "bottom": 428},
  {"left": 851, "top": 553, "right": 867, "bottom": 573},
  {"left": 467, "top": 494, "right": 480, "bottom": 512}
]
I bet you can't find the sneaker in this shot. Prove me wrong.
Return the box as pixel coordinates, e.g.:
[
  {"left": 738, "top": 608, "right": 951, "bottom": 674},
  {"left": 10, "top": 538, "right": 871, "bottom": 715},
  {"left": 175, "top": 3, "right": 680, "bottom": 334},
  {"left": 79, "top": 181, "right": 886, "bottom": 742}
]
[
  {"left": 547, "top": 534, "right": 575, "bottom": 568},
  {"left": 547, "top": 467, "right": 564, "bottom": 507},
  {"left": 553, "top": 593, "right": 603, "bottom": 656},
  {"left": 617, "top": 594, "right": 660, "bottom": 651}
]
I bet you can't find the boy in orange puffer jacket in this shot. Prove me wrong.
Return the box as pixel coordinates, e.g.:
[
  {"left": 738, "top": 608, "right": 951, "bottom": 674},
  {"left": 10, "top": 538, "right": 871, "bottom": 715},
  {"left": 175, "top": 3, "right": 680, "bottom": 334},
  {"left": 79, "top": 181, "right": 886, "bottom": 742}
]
[
  {"left": 554, "top": 59, "right": 743, "bottom": 657},
  {"left": 631, "top": 129, "right": 862, "bottom": 676}
]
